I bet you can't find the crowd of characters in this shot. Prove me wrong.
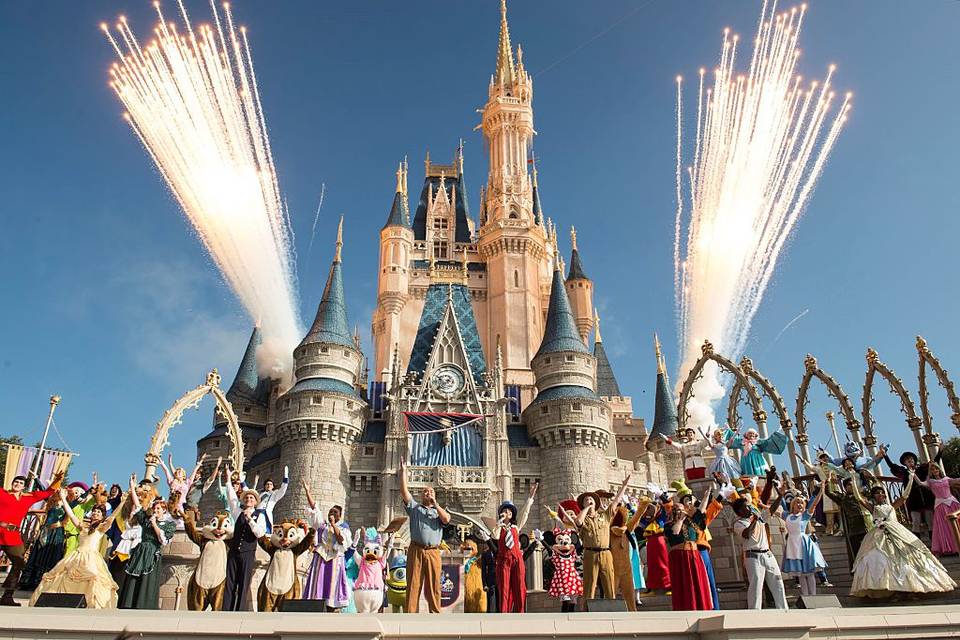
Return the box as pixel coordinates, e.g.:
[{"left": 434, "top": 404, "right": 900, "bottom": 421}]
[{"left": 1, "top": 426, "right": 959, "bottom": 613}]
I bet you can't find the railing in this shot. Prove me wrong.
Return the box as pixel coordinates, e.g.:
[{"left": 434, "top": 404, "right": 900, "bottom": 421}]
[{"left": 407, "top": 466, "right": 488, "bottom": 488}]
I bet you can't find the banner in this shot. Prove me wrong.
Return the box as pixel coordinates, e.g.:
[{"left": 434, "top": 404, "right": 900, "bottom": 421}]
[
  {"left": 404, "top": 413, "right": 484, "bottom": 467},
  {"left": 2, "top": 445, "right": 73, "bottom": 490}
]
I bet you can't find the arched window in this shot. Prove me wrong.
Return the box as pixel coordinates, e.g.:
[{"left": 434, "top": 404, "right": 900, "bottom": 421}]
[{"left": 514, "top": 270, "right": 520, "bottom": 288}]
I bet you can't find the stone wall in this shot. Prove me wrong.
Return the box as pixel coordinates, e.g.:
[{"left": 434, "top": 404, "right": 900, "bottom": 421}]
[
  {"left": 538, "top": 445, "right": 607, "bottom": 527},
  {"left": 276, "top": 442, "right": 353, "bottom": 522},
  {"left": 347, "top": 474, "right": 383, "bottom": 529}
]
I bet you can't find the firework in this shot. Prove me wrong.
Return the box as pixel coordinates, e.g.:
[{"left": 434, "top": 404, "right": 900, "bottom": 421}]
[
  {"left": 674, "top": 0, "right": 851, "bottom": 427},
  {"left": 103, "top": 1, "right": 302, "bottom": 378}
]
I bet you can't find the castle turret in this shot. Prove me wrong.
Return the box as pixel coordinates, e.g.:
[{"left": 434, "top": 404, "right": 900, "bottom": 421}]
[
  {"left": 565, "top": 227, "right": 594, "bottom": 343},
  {"left": 373, "top": 161, "right": 413, "bottom": 379},
  {"left": 276, "top": 218, "right": 367, "bottom": 518},
  {"left": 477, "top": 0, "right": 550, "bottom": 394},
  {"left": 521, "top": 256, "right": 612, "bottom": 511},
  {"left": 646, "top": 334, "right": 678, "bottom": 452}
]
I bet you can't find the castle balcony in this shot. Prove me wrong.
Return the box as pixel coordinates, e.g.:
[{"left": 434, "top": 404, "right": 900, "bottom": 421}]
[{"left": 406, "top": 465, "right": 491, "bottom": 512}]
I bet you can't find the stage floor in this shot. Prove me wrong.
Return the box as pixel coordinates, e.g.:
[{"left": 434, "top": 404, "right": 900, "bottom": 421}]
[{"left": 2, "top": 605, "right": 960, "bottom": 640}]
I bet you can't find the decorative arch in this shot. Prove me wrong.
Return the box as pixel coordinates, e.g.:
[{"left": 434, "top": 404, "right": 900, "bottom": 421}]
[
  {"left": 862, "top": 347, "right": 926, "bottom": 460},
  {"left": 677, "top": 339, "right": 768, "bottom": 442},
  {"left": 727, "top": 356, "right": 799, "bottom": 475},
  {"left": 795, "top": 354, "right": 861, "bottom": 464},
  {"left": 916, "top": 336, "right": 957, "bottom": 456},
  {"left": 143, "top": 369, "right": 245, "bottom": 482}
]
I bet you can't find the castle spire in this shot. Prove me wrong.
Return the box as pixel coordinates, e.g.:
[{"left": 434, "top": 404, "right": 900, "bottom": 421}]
[
  {"left": 494, "top": 0, "right": 516, "bottom": 86},
  {"left": 383, "top": 163, "right": 409, "bottom": 229},
  {"left": 536, "top": 259, "right": 590, "bottom": 358},
  {"left": 566, "top": 226, "right": 588, "bottom": 281},
  {"left": 300, "top": 217, "right": 353, "bottom": 349},
  {"left": 594, "top": 308, "right": 602, "bottom": 343},
  {"left": 648, "top": 334, "right": 678, "bottom": 446},
  {"left": 655, "top": 333, "right": 666, "bottom": 374},
  {"left": 226, "top": 326, "right": 271, "bottom": 404},
  {"left": 531, "top": 154, "right": 543, "bottom": 225},
  {"left": 593, "top": 310, "right": 622, "bottom": 397}
]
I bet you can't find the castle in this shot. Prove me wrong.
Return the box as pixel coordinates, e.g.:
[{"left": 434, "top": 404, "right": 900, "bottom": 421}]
[{"left": 196, "top": 0, "right": 681, "bottom": 535}]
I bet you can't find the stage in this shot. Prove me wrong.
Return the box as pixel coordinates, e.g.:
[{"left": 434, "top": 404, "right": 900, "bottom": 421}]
[{"left": 2, "top": 605, "right": 959, "bottom": 640}]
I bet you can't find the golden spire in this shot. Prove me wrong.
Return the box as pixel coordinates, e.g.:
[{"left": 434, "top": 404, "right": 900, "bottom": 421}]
[
  {"left": 594, "top": 308, "right": 602, "bottom": 343},
  {"left": 570, "top": 226, "right": 578, "bottom": 251},
  {"left": 531, "top": 153, "right": 539, "bottom": 188},
  {"left": 395, "top": 162, "right": 404, "bottom": 194},
  {"left": 334, "top": 215, "right": 344, "bottom": 263},
  {"left": 654, "top": 333, "right": 665, "bottom": 375},
  {"left": 495, "top": 0, "right": 516, "bottom": 86},
  {"left": 402, "top": 156, "right": 408, "bottom": 197}
]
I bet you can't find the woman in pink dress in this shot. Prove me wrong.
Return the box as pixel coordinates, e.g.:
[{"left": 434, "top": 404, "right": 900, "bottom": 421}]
[{"left": 916, "top": 463, "right": 960, "bottom": 556}]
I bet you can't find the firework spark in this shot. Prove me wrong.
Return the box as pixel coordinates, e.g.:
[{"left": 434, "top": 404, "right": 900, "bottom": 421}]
[
  {"left": 674, "top": 0, "right": 851, "bottom": 427},
  {"left": 103, "top": 1, "right": 301, "bottom": 378}
]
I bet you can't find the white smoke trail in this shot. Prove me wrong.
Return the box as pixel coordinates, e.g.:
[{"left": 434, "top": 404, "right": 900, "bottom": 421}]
[
  {"left": 103, "top": 1, "right": 302, "bottom": 379},
  {"left": 674, "top": 0, "right": 851, "bottom": 428}
]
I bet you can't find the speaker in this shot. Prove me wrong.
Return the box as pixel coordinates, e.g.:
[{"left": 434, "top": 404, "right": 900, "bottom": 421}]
[
  {"left": 796, "top": 594, "right": 842, "bottom": 609},
  {"left": 34, "top": 593, "right": 87, "bottom": 608},
  {"left": 280, "top": 599, "right": 330, "bottom": 613},
  {"left": 584, "top": 598, "right": 628, "bottom": 612}
]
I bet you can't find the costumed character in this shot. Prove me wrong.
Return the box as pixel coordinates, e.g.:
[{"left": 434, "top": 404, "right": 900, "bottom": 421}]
[
  {"left": 0, "top": 471, "right": 64, "bottom": 606},
  {"left": 385, "top": 553, "right": 407, "bottom": 612},
  {"left": 914, "top": 463, "right": 960, "bottom": 556},
  {"left": 732, "top": 495, "right": 787, "bottom": 610},
  {"left": 639, "top": 484, "right": 671, "bottom": 594},
  {"left": 661, "top": 433, "right": 708, "bottom": 480},
  {"left": 182, "top": 509, "right": 234, "bottom": 611},
  {"left": 302, "top": 480, "right": 352, "bottom": 611},
  {"left": 825, "top": 474, "right": 871, "bottom": 566},
  {"left": 108, "top": 479, "right": 156, "bottom": 585},
  {"left": 539, "top": 520, "right": 583, "bottom": 612},
  {"left": 257, "top": 519, "right": 315, "bottom": 612},
  {"left": 18, "top": 491, "right": 68, "bottom": 589},
  {"left": 777, "top": 484, "right": 827, "bottom": 596},
  {"left": 118, "top": 475, "right": 176, "bottom": 610},
  {"left": 560, "top": 473, "right": 632, "bottom": 601},
  {"left": 341, "top": 549, "right": 360, "bottom": 613},
  {"left": 216, "top": 469, "right": 245, "bottom": 512},
  {"left": 883, "top": 449, "right": 940, "bottom": 534},
  {"left": 63, "top": 481, "right": 95, "bottom": 557},
  {"left": 460, "top": 537, "right": 487, "bottom": 613},
  {"left": 610, "top": 495, "right": 649, "bottom": 611},
  {"left": 725, "top": 426, "right": 788, "bottom": 480},
  {"left": 185, "top": 456, "right": 222, "bottom": 511},
  {"left": 350, "top": 519, "right": 405, "bottom": 614},
  {"left": 158, "top": 453, "right": 206, "bottom": 519},
  {"left": 30, "top": 489, "right": 119, "bottom": 609},
  {"left": 694, "top": 475, "right": 729, "bottom": 610},
  {"left": 849, "top": 473, "right": 956, "bottom": 598},
  {"left": 833, "top": 441, "right": 886, "bottom": 491},
  {"left": 625, "top": 499, "right": 645, "bottom": 606},
  {"left": 704, "top": 427, "right": 741, "bottom": 479},
  {"left": 488, "top": 482, "right": 537, "bottom": 613},
  {"left": 256, "top": 466, "right": 289, "bottom": 530},
  {"left": 665, "top": 481, "right": 713, "bottom": 611},
  {"left": 223, "top": 468, "right": 267, "bottom": 611},
  {"left": 795, "top": 449, "right": 843, "bottom": 535}
]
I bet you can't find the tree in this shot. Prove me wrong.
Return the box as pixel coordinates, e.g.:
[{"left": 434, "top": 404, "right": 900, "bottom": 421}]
[
  {"left": 0, "top": 434, "right": 25, "bottom": 482},
  {"left": 940, "top": 436, "right": 960, "bottom": 478}
]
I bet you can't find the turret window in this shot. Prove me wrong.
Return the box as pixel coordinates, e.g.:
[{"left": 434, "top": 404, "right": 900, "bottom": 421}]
[
  {"left": 540, "top": 405, "right": 549, "bottom": 415},
  {"left": 320, "top": 346, "right": 329, "bottom": 354},
  {"left": 571, "top": 402, "right": 583, "bottom": 412},
  {"left": 311, "top": 396, "right": 323, "bottom": 405},
  {"left": 517, "top": 449, "right": 529, "bottom": 460},
  {"left": 432, "top": 218, "right": 449, "bottom": 231},
  {"left": 433, "top": 240, "right": 448, "bottom": 259},
  {"left": 565, "top": 355, "right": 575, "bottom": 363}
]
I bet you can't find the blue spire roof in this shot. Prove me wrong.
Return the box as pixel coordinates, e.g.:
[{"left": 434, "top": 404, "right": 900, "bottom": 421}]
[
  {"left": 649, "top": 369, "right": 678, "bottom": 443},
  {"left": 407, "top": 284, "right": 486, "bottom": 384},
  {"left": 535, "top": 267, "right": 591, "bottom": 358},
  {"left": 594, "top": 340, "right": 622, "bottom": 397},
  {"left": 567, "top": 247, "right": 588, "bottom": 281},
  {"left": 382, "top": 190, "right": 409, "bottom": 229},
  {"left": 532, "top": 183, "right": 543, "bottom": 225},
  {"left": 227, "top": 326, "right": 271, "bottom": 406},
  {"left": 299, "top": 258, "right": 354, "bottom": 349}
]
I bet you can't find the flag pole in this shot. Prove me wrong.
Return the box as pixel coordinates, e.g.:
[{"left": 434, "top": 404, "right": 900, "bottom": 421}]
[{"left": 29, "top": 395, "right": 61, "bottom": 481}]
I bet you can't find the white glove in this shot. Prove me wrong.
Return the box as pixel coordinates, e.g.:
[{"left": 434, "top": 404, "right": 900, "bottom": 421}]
[{"left": 533, "top": 529, "right": 544, "bottom": 542}]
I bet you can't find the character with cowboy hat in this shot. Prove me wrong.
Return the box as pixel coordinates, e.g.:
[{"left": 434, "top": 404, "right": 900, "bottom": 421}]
[
  {"left": 223, "top": 465, "right": 266, "bottom": 611},
  {"left": 559, "top": 473, "right": 632, "bottom": 604}
]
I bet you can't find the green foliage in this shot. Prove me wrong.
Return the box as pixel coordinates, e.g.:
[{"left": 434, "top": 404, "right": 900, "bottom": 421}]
[
  {"left": 940, "top": 436, "right": 960, "bottom": 478},
  {"left": 0, "top": 434, "right": 25, "bottom": 482}
]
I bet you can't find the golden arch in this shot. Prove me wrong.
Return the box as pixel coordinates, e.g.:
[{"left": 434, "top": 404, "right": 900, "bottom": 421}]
[
  {"left": 795, "top": 354, "right": 863, "bottom": 464},
  {"left": 143, "top": 369, "right": 245, "bottom": 482},
  {"left": 677, "top": 340, "right": 768, "bottom": 441},
  {"left": 916, "top": 336, "right": 956, "bottom": 457},
  {"left": 727, "top": 357, "right": 800, "bottom": 475},
  {"left": 862, "top": 347, "right": 926, "bottom": 460}
]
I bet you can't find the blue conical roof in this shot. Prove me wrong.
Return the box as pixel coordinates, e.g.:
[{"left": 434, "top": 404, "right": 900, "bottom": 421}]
[
  {"left": 594, "top": 340, "right": 622, "bottom": 397},
  {"left": 382, "top": 191, "right": 409, "bottom": 229},
  {"left": 535, "top": 267, "right": 591, "bottom": 358},
  {"left": 567, "top": 247, "right": 588, "bottom": 281},
  {"left": 649, "top": 369, "right": 678, "bottom": 442},
  {"left": 532, "top": 183, "right": 543, "bottom": 225},
  {"left": 299, "top": 259, "right": 354, "bottom": 349},
  {"left": 227, "top": 327, "right": 271, "bottom": 406}
]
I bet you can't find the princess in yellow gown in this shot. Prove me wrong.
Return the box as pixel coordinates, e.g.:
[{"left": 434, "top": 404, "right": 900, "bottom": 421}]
[{"left": 30, "top": 484, "right": 123, "bottom": 609}]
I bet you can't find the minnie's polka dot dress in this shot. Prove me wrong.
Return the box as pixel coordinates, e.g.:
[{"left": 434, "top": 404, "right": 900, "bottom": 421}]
[{"left": 548, "top": 552, "right": 583, "bottom": 598}]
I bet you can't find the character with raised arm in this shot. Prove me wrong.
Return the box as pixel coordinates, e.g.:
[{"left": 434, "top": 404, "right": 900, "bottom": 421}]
[
  {"left": 794, "top": 449, "right": 842, "bottom": 535},
  {"left": 725, "top": 425, "right": 788, "bottom": 479},
  {"left": 159, "top": 453, "right": 206, "bottom": 517},
  {"left": 398, "top": 458, "right": 450, "bottom": 613},
  {"left": 732, "top": 494, "right": 788, "bottom": 610},
  {"left": 302, "top": 480, "right": 352, "bottom": 611},
  {"left": 849, "top": 473, "right": 956, "bottom": 598},
  {"left": 665, "top": 481, "right": 713, "bottom": 611},
  {"left": 30, "top": 487, "right": 120, "bottom": 608},
  {"left": 257, "top": 466, "right": 289, "bottom": 530},
  {"left": 490, "top": 481, "right": 537, "bottom": 612},
  {"left": 778, "top": 483, "right": 827, "bottom": 596},
  {"left": 911, "top": 463, "right": 960, "bottom": 556},
  {"left": 222, "top": 465, "right": 266, "bottom": 611},
  {"left": 118, "top": 474, "right": 176, "bottom": 609}
]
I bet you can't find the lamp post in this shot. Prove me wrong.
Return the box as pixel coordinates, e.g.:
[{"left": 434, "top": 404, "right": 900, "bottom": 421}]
[{"left": 29, "top": 395, "right": 61, "bottom": 482}]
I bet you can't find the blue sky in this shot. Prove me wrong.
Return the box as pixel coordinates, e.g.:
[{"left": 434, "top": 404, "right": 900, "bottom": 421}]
[{"left": 2, "top": 1, "right": 959, "bottom": 484}]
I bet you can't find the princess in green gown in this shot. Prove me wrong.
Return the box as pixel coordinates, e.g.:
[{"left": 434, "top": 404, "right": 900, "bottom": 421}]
[{"left": 117, "top": 475, "right": 176, "bottom": 610}]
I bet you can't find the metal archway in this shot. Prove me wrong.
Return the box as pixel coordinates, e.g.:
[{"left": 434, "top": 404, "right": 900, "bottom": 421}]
[
  {"left": 727, "top": 356, "right": 799, "bottom": 475},
  {"left": 143, "top": 369, "right": 245, "bottom": 482},
  {"left": 795, "top": 354, "right": 864, "bottom": 463},
  {"left": 916, "top": 336, "right": 956, "bottom": 457},
  {"left": 677, "top": 339, "right": 768, "bottom": 442},
  {"left": 862, "top": 347, "right": 926, "bottom": 461}
]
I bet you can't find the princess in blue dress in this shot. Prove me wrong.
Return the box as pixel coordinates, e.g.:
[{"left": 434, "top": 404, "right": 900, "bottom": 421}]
[
  {"left": 778, "top": 484, "right": 827, "bottom": 596},
  {"left": 724, "top": 426, "right": 788, "bottom": 479}
]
